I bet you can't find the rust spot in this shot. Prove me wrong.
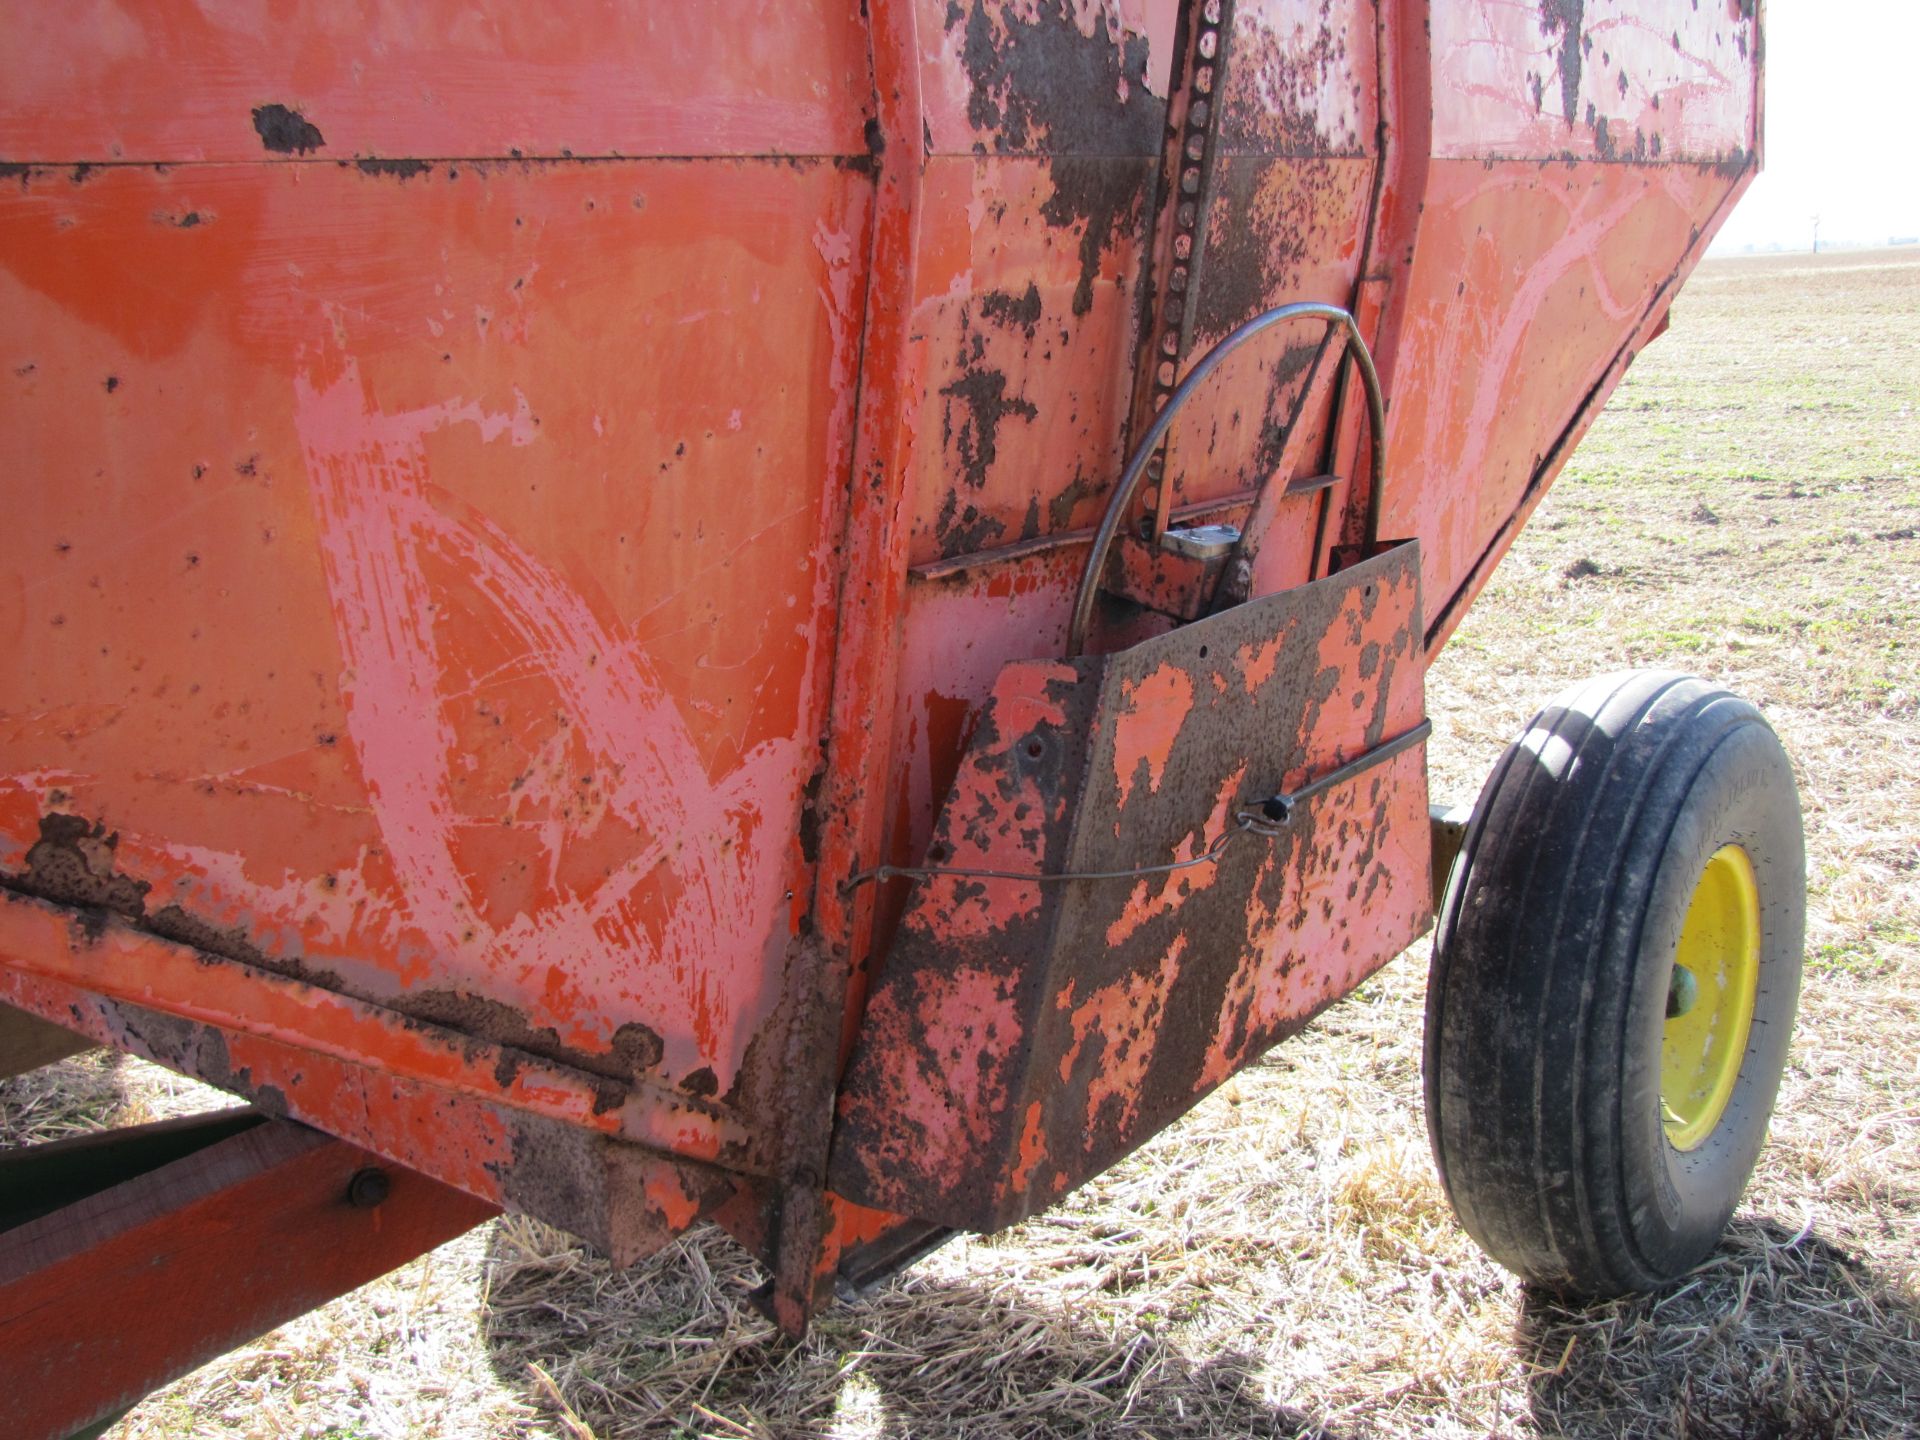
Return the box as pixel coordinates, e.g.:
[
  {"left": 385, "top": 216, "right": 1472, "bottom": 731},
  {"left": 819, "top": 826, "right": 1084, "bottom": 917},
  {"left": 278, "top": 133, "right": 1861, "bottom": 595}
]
[
  {"left": 1250, "top": 343, "right": 1322, "bottom": 473},
  {"left": 977, "top": 282, "right": 1043, "bottom": 339},
  {"left": 1592, "top": 111, "right": 1618, "bottom": 161},
  {"left": 610, "top": 1020, "right": 666, "bottom": 1072},
  {"left": 1711, "top": 146, "right": 1752, "bottom": 180},
  {"left": 4, "top": 814, "right": 150, "bottom": 922},
  {"left": 485, "top": 1115, "right": 730, "bottom": 1269},
  {"left": 105, "top": 1004, "right": 288, "bottom": 1118},
  {"left": 1048, "top": 468, "right": 1099, "bottom": 531},
  {"left": 940, "top": 366, "right": 1036, "bottom": 492},
  {"left": 354, "top": 157, "right": 431, "bottom": 180},
  {"left": 251, "top": 104, "right": 326, "bottom": 155},
  {"left": 1193, "top": 166, "right": 1326, "bottom": 341},
  {"left": 953, "top": 0, "right": 1159, "bottom": 154},
  {"left": 796, "top": 763, "right": 826, "bottom": 865},
  {"left": 1539, "top": 0, "right": 1586, "bottom": 127},
  {"left": 1042, "top": 158, "right": 1151, "bottom": 316},
  {"left": 396, "top": 989, "right": 641, "bottom": 1088},
  {"left": 145, "top": 902, "right": 348, "bottom": 992},
  {"left": 1219, "top": 20, "right": 1361, "bottom": 155},
  {"left": 951, "top": 0, "right": 1159, "bottom": 315}
]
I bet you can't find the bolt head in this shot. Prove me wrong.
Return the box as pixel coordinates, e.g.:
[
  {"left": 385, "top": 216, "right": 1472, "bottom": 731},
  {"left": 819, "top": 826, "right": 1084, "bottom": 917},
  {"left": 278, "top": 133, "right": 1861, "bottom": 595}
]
[{"left": 347, "top": 1167, "right": 392, "bottom": 1209}]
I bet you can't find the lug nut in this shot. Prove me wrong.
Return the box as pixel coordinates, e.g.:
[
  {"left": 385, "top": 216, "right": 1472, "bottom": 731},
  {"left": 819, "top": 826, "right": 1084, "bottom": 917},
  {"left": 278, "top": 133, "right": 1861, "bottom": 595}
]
[{"left": 1667, "top": 966, "right": 1700, "bottom": 1019}]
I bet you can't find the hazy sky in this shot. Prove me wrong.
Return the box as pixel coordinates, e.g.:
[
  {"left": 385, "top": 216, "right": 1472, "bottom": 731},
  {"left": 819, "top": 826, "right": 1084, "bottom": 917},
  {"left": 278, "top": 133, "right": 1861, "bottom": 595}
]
[{"left": 1711, "top": 0, "right": 1920, "bottom": 251}]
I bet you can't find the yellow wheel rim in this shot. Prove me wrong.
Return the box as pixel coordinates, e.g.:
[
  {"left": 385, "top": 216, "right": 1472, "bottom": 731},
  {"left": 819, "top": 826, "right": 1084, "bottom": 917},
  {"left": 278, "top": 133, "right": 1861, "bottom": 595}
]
[{"left": 1661, "top": 844, "right": 1762, "bottom": 1151}]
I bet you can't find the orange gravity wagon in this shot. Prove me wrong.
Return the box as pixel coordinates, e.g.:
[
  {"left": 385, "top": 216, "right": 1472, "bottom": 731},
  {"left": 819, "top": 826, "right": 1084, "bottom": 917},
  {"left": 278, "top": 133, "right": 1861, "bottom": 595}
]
[{"left": 0, "top": 4, "right": 1805, "bottom": 1435}]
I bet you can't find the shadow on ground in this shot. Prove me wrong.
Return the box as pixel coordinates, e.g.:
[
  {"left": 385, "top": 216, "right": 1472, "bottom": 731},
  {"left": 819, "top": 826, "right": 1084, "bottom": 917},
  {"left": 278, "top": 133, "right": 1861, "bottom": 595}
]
[
  {"left": 479, "top": 1220, "right": 1356, "bottom": 1440},
  {"left": 478, "top": 1209, "right": 1920, "bottom": 1440},
  {"left": 1518, "top": 1216, "right": 1920, "bottom": 1439}
]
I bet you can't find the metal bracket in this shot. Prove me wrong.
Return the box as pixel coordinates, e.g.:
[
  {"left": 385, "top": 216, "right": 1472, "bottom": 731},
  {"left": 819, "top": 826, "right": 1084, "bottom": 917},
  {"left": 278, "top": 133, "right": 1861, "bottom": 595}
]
[
  {"left": 1428, "top": 802, "right": 1474, "bottom": 912},
  {"left": 1240, "top": 721, "right": 1435, "bottom": 832},
  {"left": 1159, "top": 522, "right": 1243, "bottom": 561}
]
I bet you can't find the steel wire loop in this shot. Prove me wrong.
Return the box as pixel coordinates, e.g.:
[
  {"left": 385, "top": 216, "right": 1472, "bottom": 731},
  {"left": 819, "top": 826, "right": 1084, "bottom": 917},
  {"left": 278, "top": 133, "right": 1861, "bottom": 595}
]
[{"left": 1066, "top": 301, "right": 1386, "bottom": 656}]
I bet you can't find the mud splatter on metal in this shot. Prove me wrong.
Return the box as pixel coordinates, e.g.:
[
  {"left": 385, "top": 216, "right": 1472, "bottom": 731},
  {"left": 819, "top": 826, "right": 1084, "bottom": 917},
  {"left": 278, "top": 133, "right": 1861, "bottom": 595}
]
[{"left": 831, "top": 544, "right": 1430, "bottom": 1229}]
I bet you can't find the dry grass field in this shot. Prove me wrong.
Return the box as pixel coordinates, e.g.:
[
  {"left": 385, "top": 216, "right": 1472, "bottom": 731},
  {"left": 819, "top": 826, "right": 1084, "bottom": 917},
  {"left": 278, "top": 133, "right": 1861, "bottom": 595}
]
[{"left": 5, "top": 247, "right": 1917, "bottom": 1439}]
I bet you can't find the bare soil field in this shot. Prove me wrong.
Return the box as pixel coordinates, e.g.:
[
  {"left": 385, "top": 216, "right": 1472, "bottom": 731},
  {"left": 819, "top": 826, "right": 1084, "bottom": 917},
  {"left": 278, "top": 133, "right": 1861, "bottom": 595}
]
[{"left": 6, "top": 246, "right": 1917, "bottom": 1439}]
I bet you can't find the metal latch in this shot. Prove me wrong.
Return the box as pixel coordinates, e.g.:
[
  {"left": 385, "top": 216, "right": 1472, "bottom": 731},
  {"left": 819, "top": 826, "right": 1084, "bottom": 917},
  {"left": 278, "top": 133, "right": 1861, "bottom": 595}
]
[{"left": 1159, "top": 523, "right": 1241, "bottom": 561}]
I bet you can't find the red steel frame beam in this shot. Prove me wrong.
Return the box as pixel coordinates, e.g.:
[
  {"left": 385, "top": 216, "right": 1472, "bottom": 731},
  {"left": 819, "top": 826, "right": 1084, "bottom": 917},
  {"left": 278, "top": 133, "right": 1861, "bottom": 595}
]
[
  {"left": 750, "top": 0, "right": 933, "bottom": 1332},
  {"left": 1, "top": 1107, "right": 496, "bottom": 1440},
  {"left": 0, "top": 896, "right": 741, "bottom": 1270},
  {"left": 0, "top": 895, "right": 753, "bottom": 1168}
]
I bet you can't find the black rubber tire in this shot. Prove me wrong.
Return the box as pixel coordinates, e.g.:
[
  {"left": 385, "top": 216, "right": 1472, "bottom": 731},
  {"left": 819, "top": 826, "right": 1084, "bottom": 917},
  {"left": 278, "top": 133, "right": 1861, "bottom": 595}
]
[{"left": 1424, "top": 671, "right": 1805, "bottom": 1295}]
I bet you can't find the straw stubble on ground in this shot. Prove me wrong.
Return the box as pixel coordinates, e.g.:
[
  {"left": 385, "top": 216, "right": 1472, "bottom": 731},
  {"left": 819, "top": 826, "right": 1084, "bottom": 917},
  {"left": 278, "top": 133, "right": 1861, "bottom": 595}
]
[{"left": 5, "top": 247, "right": 1916, "bottom": 1439}]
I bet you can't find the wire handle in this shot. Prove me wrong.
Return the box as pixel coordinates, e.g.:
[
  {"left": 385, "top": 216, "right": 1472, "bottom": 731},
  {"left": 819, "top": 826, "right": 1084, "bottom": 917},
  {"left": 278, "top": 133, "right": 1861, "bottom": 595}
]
[{"left": 1067, "top": 302, "right": 1387, "bottom": 656}]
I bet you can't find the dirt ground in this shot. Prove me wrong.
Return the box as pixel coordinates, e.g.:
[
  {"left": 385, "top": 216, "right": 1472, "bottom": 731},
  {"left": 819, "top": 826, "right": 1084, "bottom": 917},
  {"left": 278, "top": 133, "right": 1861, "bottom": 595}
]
[{"left": 6, "top": 246, "right": 1916, "bottom": 1439}]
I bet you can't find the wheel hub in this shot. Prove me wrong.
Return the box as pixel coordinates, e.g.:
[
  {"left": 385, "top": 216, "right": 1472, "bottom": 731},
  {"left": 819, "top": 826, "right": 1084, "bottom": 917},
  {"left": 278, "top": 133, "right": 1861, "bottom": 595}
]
[{"left": 1660, "top": 844, "right": 1762, "bottom": 1150}]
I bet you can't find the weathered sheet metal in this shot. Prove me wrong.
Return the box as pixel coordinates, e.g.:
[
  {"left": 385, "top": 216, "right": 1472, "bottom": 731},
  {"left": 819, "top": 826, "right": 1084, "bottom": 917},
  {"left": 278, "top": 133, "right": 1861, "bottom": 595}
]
[
  {"left": 1354, "top": 0, "right": 1761, "bottom": 647},
  {"left": 0, "top": 906, "right": 737, "bottom": 1267},
  {"left": 0, "top": 0, "right": 1762, "bottom": 1338},
  {"left": 0, "top": 1, "right": 874, "bottom": 161},
  {"left": 831, "top": 543, "right": 1428, "bottom": 1228},
  {"left": 0, "top": 148, "right": 873, "bottom": 1260},
  {"left": 1431, "top": 0, "right": 1757, "bottom": 165},
  {"left": 1136, "top": 0, "right": 1380, "bottom": 531}
]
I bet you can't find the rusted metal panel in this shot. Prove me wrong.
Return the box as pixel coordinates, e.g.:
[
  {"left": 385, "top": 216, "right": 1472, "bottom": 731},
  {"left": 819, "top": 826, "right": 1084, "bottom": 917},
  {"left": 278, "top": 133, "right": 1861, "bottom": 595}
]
[
  {"left": 1373, "top": 158, "right": 1746, "bottom": 636},
  {"left": 831, "top": 542, "right": 1429, "bottom": 1229},
  {"left": 0, "top": 905, "right": 739, "bottom": 1265},
  {"left": 763, "top": 0, "right": 944, "bottom": 1331},
  {"left": 0, "top": 883, "right": 756, "bottom": 1168},
  {"left": 918, "top": 1, "right": 1177, "bottom": 158},
  {"left": 1149, "top": 154, "right": 1374, "bottom": 509},
  {"left": 0, "top": 1110, "right": 497, "bottom": 1440},
  {"left": 885, "top": 491, "right": 1258, "bottom": 932},
  {"left": 1130, "top": 0, "right": 1380, "bottom": 546},
  {"left": 1431, "top": 0, "right": 1757, "bottom": 164},
  {"left": 0, "top": 155, "right": 873, "bottom": 1189},
  {"left": 0, "top": 1, "right": 874, "bottom": 162},
  {"left": 1219, "top": 0, "right": 1379, "bottom": 159},
  {"left": 907, "top": 154, "right": 1156, "bottom": 565}
]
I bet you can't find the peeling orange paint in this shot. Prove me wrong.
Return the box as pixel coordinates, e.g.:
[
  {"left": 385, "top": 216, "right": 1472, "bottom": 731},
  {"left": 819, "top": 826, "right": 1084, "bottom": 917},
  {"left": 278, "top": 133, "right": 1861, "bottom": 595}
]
[{"left": 1110, "top": 665, "right": 1193, "bottom": 807}]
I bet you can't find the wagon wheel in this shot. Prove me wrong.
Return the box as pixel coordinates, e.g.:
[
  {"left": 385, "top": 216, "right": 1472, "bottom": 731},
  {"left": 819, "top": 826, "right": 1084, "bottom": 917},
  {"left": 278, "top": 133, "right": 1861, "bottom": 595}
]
[{"left": 1422, "top": 671, "right": 1805, "bottom": 1294}]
